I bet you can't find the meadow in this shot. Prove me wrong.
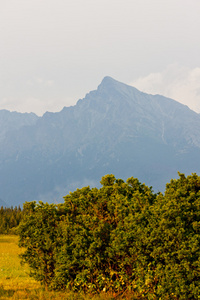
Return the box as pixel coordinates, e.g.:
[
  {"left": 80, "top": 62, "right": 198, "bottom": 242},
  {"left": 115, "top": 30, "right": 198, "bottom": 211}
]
[{"left": 0, "top": 235, "right": 133, "bottom": 299}]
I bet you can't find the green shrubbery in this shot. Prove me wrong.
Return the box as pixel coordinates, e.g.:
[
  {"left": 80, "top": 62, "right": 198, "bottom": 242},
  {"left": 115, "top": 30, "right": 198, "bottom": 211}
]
[{"left": 18, "top": 173, "right": 200, "bottom": 299}]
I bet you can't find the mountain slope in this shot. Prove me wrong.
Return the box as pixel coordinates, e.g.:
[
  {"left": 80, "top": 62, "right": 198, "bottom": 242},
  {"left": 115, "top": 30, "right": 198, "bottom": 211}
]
[{"left": 1, "top": 77, "right": 200, "bottom": 206}]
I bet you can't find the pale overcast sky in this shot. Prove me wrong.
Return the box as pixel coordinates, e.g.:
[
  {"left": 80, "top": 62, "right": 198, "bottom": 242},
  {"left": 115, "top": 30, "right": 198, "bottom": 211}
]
[{"left": 1, "top": 0, "right": 200, "bottom": 115}]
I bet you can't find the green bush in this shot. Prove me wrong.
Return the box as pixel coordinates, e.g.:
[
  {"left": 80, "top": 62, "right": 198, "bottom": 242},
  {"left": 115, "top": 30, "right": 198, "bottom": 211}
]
[
  {"left": 145, "top": 173, "right": 200, "bottom": 299},
  {"left": 18, "top": 173, "right": 200, "bottom": 299},
  {"left": 52, "top": 175, "right": 155, "bottom": 293},
  {"left": 18, "top": 201, "right": 64, "bottom": 287}
]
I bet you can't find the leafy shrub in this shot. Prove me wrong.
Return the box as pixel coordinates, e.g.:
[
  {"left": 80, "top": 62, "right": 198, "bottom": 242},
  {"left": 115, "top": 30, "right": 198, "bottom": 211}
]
[
  {"left": 18, "top": 173, "right": 200, "bottom": 299},
  {"left": 18, "top": 201, "right": 64, "bottom": 286},
  {"left": 145, "top": 173, "right": 200, "bottom": 299},
  {"left": 52, "top": 175, "right": 155, "bottom": 293}
]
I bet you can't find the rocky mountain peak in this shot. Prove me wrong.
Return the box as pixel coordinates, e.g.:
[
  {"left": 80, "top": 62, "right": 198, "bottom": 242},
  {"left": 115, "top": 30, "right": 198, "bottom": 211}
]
[
  {"left": 1, "top": 77, "right": 200, "bottom": 206},
  {"left": 97, "top": 76, "right": 140, "bottom": 96}
]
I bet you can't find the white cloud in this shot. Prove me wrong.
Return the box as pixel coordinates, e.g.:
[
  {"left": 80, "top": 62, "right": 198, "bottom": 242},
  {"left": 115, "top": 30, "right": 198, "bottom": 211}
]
[
  {"left": 1, "top": 1, "right": 200, "bottom": 116},
  {"left": 130, "top": 65, "right": 200, "bottom": 113},
  {"left": 27, "top": 78, "right": 55, "bottom": 87},
  {"left": 0, "top": 76, "right": 76, "bottom": 116},
  {"left": 0, "top": 95, "right": 73, "bottom": 116}
]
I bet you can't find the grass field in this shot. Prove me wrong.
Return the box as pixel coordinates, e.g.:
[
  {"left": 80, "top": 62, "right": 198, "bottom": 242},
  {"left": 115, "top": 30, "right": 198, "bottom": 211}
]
[
  {"left": 0, "top": 234, "right": 42, "bottom": 299},
  {"left": 0, "top": 235, "right": 135, "bottom": 299}
]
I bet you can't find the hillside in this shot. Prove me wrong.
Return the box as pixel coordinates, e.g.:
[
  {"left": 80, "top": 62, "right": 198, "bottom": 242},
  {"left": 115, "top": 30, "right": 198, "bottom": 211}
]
[{"left": 1, "top": 76, "right": 200, "bottom": 206}]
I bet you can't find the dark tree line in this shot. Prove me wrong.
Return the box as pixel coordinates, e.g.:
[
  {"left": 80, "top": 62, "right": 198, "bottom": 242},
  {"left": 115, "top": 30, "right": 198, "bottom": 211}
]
[{"left": 0, "top": 206, "right": 23, "bottom": 234}]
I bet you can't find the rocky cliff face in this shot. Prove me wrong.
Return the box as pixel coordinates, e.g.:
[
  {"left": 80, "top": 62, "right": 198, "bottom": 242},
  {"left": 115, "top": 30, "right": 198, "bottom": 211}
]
[{"left": 1, "top": 77, "right": 200, "bottom": 206}]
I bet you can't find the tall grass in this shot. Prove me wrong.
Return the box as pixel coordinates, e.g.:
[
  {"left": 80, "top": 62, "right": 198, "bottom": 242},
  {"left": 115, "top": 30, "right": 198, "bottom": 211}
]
[
  {"left": 0, "top": 235, "right": 39, "bottom": 288},
  {"left": 0, "top": 235, "right": 137, "bottom": 299}
]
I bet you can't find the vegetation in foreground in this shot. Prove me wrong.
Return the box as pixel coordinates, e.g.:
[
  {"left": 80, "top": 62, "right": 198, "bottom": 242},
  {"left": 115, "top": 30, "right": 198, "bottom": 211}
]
[
  {"left": 18, "top": 173, "right": 200, "bottom": 299},
  {"left": 0, "top": 235, "right": 39, "bottom": 299},
  {"left": 0, "top": 235, "right": 126, "bottom": 299}
]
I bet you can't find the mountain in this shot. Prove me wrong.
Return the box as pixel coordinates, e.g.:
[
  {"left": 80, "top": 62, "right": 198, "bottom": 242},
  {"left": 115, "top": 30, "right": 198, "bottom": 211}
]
[{"left": 1, "top": 76, "right": 200, "bottom": 206}]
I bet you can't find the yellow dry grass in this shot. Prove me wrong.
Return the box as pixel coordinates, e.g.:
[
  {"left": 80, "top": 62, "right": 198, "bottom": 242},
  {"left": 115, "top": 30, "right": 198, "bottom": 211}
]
[
  {"left": 0, "top": 235, "right": 38, "bottom": 287},
  {"left": 0, "top": 235, "right": 135, "bottom": 299},
  {"left": 0, "top": 235, "right": 40, "bottom": 298}
]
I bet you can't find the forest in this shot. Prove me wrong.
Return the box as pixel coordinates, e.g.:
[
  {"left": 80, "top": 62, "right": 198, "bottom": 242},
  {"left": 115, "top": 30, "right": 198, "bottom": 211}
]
[
  {"left": 1, "top": 172, "right": 200, "bottom": 299},
  {"left": 0, "top": 205, "right": 23, "bottom": 234}
]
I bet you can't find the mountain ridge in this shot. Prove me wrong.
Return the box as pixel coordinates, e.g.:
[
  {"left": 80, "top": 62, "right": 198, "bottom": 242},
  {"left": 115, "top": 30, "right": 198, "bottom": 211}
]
[{"left": 1, "top": 77, "right": 200, "bottom": 206}]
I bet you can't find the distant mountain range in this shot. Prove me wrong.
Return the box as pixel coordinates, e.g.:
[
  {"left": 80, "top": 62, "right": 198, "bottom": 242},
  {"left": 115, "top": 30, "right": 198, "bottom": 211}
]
[{"left": 1, "top": 76, "right": 200, "bottom": 206}]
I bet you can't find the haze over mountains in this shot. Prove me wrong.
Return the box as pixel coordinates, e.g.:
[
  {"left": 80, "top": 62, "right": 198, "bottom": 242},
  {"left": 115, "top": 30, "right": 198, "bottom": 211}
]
[{"left": 1, "top": 76, "right": 200, "bottom": 206}]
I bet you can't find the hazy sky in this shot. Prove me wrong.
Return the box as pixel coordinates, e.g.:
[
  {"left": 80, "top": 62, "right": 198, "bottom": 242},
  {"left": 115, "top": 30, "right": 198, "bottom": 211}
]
[{"left": 1, "top": 0, "right": 200, "bottom": 115}]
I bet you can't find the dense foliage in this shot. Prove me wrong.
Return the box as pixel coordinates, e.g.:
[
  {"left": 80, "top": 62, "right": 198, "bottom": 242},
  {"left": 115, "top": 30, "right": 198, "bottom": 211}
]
[
  {"left": 18, "top": 173, "right": 200, "bottom": 299},
  {"left": 0, "top": 206, "right": 23, "bottom": 234}
]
